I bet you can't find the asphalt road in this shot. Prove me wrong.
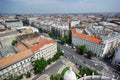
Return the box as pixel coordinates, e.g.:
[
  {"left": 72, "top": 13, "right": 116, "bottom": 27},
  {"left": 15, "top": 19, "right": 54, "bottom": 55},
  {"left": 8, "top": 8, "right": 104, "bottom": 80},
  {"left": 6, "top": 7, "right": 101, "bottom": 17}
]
[
  {"left": 57, "top": 43, "right": 103, "bottom": 71},
  {"left": 32, "top": 60, "right": 64, "bottom": 80}
]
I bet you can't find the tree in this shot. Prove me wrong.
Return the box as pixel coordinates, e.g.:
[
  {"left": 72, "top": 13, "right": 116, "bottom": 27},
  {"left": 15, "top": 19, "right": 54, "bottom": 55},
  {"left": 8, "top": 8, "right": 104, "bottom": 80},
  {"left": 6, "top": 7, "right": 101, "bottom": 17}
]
[
  {"left": 49, "top": 32, "right": 55, "bottom": 38},
  {"left": 79, "top": 66, "right": 99, "bottom": 76},
  {"left": 11, "top": 40, "right": 18, "bottom": 46},
  {"left": 86, "top": 50, "right": 94, "bottom": 59},
  {"left": 47, "top": 58, "right": 53, "bottom": 64},
  {"left": 39, "top": 28, "right": 42, "bottom": 33},
  {"left": 22, "top": 19, "right": 29, "bottom": 26},
  {"left": 59, "top": 36, "right": 70, "bottom": 44},
  {"left": 19, "top": 74, "right": 23, "bottom": 79},
  {"left": 34, "top": 58, "right": 47, "bottom": 73},
  {"left": 76, "top": 45, "right": 87, "bottom": 54},
  {"left": 59, "top": 38, "right": 66, "bottom": 44},
  {"left": 4, "top": 74, "right": 21, "bottom": 80},
  {"left": 50, "top": 74, "right": 62, "bottom": 80},
  {"left": 26, "top": 72, "right": 31, "bottom": 78},
  {"left": 50, "top": 75, "right": 55, "bottom": 80}
]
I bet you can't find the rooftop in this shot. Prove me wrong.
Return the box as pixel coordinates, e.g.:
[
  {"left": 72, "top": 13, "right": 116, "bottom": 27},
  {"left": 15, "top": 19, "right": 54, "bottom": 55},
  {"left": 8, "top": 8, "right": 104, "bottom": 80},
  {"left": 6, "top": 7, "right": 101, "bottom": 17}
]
[
  {"left": 0, "top": 33, "right": 55, "bottom": 69},
  {"left": 0, "top": 45, "right": 16, "bottom": 58},
  {"left": 72, "top": 28, "right": 102, "bottom": 44},
  {"left": 0, "top": 49, "right": 33, "bottom": 69}
]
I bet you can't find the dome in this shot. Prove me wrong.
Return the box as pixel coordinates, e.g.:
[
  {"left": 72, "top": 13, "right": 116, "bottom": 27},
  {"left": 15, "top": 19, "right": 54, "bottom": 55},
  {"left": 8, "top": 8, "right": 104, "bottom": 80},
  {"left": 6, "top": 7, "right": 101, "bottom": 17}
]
[{"left": 63, "top": 67, "right": 77, "bottom": 80}]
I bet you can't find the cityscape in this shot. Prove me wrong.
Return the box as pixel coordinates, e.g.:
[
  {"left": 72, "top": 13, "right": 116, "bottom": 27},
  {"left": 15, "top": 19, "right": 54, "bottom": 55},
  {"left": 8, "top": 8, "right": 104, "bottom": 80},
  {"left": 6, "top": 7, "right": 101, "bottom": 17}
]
[{"left": 0, "top": 0, "right": 120, "bottom": 80}]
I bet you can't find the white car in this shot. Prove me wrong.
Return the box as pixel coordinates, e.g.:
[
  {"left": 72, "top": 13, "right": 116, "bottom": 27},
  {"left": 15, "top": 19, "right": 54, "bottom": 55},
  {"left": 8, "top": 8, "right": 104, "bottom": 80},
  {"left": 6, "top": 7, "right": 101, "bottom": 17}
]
[{"left": 62, "top": 50, "right": 64, "bottom": 53}]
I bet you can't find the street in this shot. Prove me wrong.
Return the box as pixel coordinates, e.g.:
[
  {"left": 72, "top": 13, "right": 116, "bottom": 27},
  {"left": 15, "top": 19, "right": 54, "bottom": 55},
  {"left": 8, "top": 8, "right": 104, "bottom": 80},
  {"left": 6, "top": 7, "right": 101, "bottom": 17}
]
[
  {"left": 57, "top": 43, "right": 119, "bottom": 78},
  {"left": 57, "top": 43, "right": 103, "bottom": 71},
  {"left": 32, "top": 60, "right": 64, "bottom": 80}
]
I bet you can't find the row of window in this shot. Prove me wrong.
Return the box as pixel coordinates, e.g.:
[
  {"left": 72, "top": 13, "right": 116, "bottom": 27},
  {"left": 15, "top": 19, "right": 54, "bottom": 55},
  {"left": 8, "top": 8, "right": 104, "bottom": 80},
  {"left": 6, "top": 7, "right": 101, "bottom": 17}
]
[
  {"left": 1, "top": 65, "right": 32, "bottom": 79},
  {"left": 35, "top": 45, "right": 57, "bottom": 59},
  {"left": 73, "top": 37, "right": 103, "bottom": 54},
  {"left": 0, "top": 57, "right": 31, "bottom": 75}
]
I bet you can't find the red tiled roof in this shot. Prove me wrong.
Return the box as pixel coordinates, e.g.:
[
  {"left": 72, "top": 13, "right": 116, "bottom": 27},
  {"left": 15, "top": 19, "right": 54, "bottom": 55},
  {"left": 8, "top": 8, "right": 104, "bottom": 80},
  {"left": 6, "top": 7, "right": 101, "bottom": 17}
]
[
  {"left": 0, "top": 49, "right": 33, "bottom": 69},
  {"left": 72, "top": 28, "right": 101, "bottom": 44},
  {"left": 32, "top": 40, "right": 55, "bottom": 52}
]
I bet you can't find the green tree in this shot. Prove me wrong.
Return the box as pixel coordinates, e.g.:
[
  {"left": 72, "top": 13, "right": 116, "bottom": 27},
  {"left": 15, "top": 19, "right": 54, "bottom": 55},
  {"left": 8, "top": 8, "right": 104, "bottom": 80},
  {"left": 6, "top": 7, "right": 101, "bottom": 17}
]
[
  {"left": 3, "top": 74, "right": 22, "bottom": 80},
  {"left": 34, "top": 58, "right": 47, "bottom": 73},
  {"left": 59, "top": 36, "right": 70, "bottom": 44},
  {"left": 39, "top": 28, "right": 42, "bottom": 33},
  {"left": 50, "top": 74, "right": 62, "bottom": 80},
  {"left": 50, "top": 75, "right": 55, "bottom": 80},
  {"left": 11, "top": 40, "right": 18, "bottom": 46},
  {"left": 22, "top": 19, "right": 29, "bottom": 26},
  {"left": 79, "top": 66, "right": 99, "bottom": 76},
  {"left": 86, "top": 50, "right": 94, "bottom": 59},
  {"left": 19, "top": 74, "right": 23, "bottom": 79},
  {"left": 26, "top": 72, "right": 31, "bottom": 78},
  {"left": 59, "top": 37, "right": 66, "bottom": 44},
  {"left": 49, "top": 32, "right": 55, "bottom": 38},
  {"left": 47, "top": 58, "right": 53, "bottom": 64},
  {"left": 64, "top": 36, "right": 69, "bottom": 43},
  {"left": 76, "top": 45, "right": 87, "bottom": 54}
]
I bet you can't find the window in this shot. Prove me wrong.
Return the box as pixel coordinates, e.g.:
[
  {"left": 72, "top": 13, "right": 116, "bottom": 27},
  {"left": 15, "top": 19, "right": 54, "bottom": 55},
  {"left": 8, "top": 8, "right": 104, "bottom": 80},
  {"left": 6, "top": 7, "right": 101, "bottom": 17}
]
[
  {"left": 118, "top": 62, "right": 120, "bottom": 64},
  {"left": 28, "top": 59, "right": 29, "bottom": 61}
]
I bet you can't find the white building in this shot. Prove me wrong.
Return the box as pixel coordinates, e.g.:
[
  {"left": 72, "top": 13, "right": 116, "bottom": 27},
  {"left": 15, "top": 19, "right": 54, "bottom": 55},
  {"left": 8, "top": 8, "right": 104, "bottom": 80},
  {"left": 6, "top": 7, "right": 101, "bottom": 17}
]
[
  {"left": 16, "top": 26, "right": 39, "bottom": 33},
  {"left": 71, "top": 20, "right": 80, "bottom": 27},
  {"left": 72, "top": 26, "right": 120, "bottom": 57},
  {"left": 0, "top": 23, "right": 5, "bottom": 30},
  {"left": 0, "top": 33, "right": 57, "bottom": 79},
  {"left": 5, "top": 20, "right": 23, "bottom": 30},
  {"left": 112, "top": 43, "right": 120, "bottom": 67},
  {"left": 51, "top": 23, "right": 69, "bottom": 38}
]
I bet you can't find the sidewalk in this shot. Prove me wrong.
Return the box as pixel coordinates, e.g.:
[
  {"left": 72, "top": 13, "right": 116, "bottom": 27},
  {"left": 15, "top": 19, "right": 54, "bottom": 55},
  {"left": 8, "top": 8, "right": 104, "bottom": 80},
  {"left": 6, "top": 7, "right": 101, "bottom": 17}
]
[{"left": 23, "top": 59, "right": 60, "bottom": 80}]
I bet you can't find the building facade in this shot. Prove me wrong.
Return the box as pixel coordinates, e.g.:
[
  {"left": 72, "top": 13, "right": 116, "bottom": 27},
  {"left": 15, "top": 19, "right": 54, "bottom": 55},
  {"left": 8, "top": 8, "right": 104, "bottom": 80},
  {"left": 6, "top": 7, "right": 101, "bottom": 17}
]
[
  {"left": 72, "top": 27, "right": 120, "bottom": 57},
  {"left": 5, "top": 20, "right": 23, "bottom": 30},
  {"left": 112, "top": 43, "right": 120, "bottom": 67}
]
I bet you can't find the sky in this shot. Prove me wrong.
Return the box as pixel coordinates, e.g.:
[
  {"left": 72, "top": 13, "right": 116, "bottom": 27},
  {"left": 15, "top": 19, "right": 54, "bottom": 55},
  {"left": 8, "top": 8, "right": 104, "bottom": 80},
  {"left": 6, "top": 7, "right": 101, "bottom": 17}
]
[{"left": 0, "top": 0, "right": 120, "bottom": 14}]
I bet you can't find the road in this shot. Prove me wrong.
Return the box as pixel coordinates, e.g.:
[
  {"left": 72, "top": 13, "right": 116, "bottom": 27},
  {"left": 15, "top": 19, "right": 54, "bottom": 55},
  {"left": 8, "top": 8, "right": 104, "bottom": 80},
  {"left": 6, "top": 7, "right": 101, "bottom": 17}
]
[
  {"left": 57, "top": 43, "right": 120, "bottom": 79},
  {"left": 58, "top": 43, "right": 103, "bottom": 71},
  {"left": 32, "top": 60, "right": 64, "bottom": 80}
]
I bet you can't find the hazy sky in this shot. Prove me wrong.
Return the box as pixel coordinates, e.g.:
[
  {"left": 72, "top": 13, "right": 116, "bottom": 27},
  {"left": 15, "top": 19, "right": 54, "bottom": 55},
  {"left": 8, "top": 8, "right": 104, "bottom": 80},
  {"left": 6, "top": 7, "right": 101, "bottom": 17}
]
[{"left": 0, "top": 0, "right": 120, "bottom": 14}]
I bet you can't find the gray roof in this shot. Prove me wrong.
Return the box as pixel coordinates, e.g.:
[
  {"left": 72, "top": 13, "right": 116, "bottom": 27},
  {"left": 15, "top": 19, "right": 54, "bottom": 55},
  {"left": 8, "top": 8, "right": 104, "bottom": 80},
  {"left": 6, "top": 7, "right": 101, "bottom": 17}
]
[{"left": 0, "top": 45, "right": 16, "bottom": 58}]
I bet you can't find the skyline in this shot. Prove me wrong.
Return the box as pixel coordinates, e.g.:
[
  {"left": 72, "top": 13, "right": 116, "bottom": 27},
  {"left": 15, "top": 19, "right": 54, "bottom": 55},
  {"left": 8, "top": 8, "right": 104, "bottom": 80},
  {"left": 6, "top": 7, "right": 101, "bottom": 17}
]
[{"left": 0, "top": 0, "right": 120, "bottom": 14}]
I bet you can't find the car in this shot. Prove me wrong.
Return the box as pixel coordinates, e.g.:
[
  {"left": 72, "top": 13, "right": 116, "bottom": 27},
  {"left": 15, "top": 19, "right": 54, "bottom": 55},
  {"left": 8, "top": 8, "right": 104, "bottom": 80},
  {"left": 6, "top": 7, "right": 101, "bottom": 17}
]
[
  {"left": 73, "top": 46, "right": 76, "bottom": 49},
  {"left": 75, "top": 62, "right": 81, "bottom": 67},
  {"left": 64, "top": 43, "right": 68, "bottom": 47},
  {"left": 72, "top": 55, "right": 75, "bottom": 59},
  {"left": 62, "top": 50, "right": 64, "bottom": 53},
  {"left": 83, "top": 61, "right": 86, "bottom": 64},
  {"left": 94, "top": 63, "right": 98, "bottom": 66}
]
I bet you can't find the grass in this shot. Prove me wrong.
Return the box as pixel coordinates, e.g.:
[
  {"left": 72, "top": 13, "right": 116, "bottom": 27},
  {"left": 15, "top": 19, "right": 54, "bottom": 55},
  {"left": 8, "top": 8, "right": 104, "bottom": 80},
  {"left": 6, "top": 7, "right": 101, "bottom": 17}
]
[{"left": 61, "top": 67, "right": 69, "bottom": 77}]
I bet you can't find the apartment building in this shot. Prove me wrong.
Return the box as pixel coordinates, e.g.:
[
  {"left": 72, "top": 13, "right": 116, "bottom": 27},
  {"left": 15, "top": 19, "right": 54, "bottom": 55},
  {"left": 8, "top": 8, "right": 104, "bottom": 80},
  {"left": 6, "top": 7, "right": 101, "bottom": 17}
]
[
  {"left": 5, "top": 20, "right": 23, "bottom": 30},
  {"left": 0, "top": 33, "right": 57, "bottom": 79},
  {"left": 51, "top": 23, "right": 69, "bottom": 38},
  {"left": 112, "top": 43, "right": 120, "bottom": 67},
  {"left": 72, "top": 26, "right": 120, "bottom": 58}
]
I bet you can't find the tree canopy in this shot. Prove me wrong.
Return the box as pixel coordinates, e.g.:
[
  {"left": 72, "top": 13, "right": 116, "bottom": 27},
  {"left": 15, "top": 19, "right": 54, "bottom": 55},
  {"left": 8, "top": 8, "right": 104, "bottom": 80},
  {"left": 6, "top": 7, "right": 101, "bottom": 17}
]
[
  {"left": 79, "top": 66, "right": 99, "bottom": 76},
  {"left": 76, "top": 45, "right": 87, "bottom": 54},
  {"left": 49, "top": 32, "right": 55, "bottom": 38},
  {"left": 34, "top": 58, "right": 47, "bottom": 73},
  {"left": 59, "top": 36, "right": 70, "bottom": 44},
  {"left": 86, "top": 50, "right": 94, "bottom": 59},
  {"left": 11, "top": 40, "right": 18, "bottom": 46}
]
